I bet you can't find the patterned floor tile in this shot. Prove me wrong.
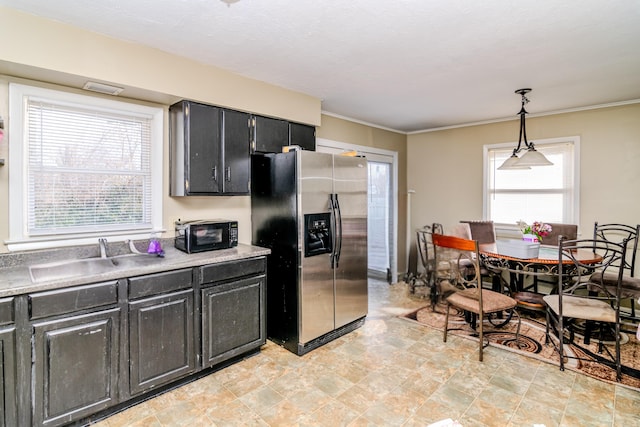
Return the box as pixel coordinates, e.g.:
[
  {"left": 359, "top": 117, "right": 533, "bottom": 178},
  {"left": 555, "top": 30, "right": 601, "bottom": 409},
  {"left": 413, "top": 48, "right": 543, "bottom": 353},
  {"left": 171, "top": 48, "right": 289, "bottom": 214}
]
[{"left": 90, "top": 279, "right": 640, "bottom": 427}]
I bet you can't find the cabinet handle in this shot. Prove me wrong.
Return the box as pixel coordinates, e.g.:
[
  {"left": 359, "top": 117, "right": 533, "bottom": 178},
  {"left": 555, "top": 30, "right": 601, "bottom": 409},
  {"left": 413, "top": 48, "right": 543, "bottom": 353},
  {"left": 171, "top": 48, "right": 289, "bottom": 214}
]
[
  {"left": 226, "top": 167, "right": 231, "bottom": 182},
  {"left": 212, "top": 166, "right": 217, "bottom": 181}
]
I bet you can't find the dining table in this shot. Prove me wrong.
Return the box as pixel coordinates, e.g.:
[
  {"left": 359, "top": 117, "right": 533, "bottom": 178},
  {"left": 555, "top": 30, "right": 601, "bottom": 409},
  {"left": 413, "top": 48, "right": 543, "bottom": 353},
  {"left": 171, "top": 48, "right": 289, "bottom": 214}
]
[{"left": 478, "top": 242, "right": 603, "bottom": 293}]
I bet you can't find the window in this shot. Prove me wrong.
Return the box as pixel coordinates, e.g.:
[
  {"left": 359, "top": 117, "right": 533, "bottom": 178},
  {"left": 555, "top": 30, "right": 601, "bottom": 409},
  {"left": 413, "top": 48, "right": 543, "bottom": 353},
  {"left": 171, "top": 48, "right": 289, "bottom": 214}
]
[
  {"left": 8, "top": 83, "right": 163, "bottom": 251},
  {"left": 483, "top": 137, "right": 580, "bottom": 227}
]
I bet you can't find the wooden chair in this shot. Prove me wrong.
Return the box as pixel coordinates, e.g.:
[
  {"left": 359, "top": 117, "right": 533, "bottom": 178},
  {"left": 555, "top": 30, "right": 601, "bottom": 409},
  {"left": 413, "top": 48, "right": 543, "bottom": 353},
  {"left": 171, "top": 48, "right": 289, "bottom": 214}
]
[
  {"left": 432, "top": 233, "right": 521, "bottom": 362},
  {"left": 544, "top": 236, "right": 628, "bottom": 380},
  {"left": 459, "top": 220, "right": 508, "bottom": 292}
]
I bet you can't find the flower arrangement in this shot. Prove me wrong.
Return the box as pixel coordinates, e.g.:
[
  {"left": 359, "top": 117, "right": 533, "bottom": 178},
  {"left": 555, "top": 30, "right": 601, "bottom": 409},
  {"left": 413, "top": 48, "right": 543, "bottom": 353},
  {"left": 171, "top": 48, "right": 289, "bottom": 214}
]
[{"left": 517, "top": 220, "right": 552, "bottom": 242}]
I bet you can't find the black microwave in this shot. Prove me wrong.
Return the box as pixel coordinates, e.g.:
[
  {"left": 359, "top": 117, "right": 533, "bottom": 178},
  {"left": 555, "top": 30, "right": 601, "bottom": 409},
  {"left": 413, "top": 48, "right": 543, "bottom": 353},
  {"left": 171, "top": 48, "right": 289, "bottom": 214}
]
[{"left": 174, "top": 219, "right": 238, "bottom": 253}]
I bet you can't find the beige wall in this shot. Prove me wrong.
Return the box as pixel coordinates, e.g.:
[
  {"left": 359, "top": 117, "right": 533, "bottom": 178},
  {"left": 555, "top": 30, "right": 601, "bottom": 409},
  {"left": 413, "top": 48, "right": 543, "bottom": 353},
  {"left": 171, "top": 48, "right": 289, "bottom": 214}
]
[
  {"left": 407, "top": 103, "right": 640, "bottom": 237},
  {"left": 0, "top": 7, "right": 320, "bottom": 125},
  {"left": 0, "top": 7, "right": 408, "bottom": 259},
  {"left": 316, "top": 115, "right": 408, "bottom": 275}
]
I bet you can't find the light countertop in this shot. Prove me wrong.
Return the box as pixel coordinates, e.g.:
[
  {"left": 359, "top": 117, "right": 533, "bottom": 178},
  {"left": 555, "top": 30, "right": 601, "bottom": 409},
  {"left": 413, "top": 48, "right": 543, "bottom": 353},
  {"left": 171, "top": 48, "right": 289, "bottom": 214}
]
[{"left": 0, "top": 244, "right": 270, "bottom": 297}]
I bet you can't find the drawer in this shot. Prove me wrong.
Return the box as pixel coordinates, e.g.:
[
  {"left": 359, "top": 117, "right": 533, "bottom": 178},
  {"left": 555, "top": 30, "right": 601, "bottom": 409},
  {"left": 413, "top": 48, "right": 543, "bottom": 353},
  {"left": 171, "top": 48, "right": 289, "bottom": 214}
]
[
  {"left": 128, "top": 268, "right": 193, "bottom": 300},
  {"left": 200, "top": 257, "right": 266, "bottom": 285},
  {"left": 30, "top": 281, "right": 118, "bottom": 320},
  {"left": 0, "top": 297, "right": 14, "bottom": 325}
]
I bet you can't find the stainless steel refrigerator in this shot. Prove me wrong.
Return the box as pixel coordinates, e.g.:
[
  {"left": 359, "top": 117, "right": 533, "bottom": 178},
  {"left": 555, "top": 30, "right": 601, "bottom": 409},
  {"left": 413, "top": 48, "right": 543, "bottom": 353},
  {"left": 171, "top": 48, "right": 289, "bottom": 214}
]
[{"left": 251, "top": 150, "right": 368, "bottom": 355}]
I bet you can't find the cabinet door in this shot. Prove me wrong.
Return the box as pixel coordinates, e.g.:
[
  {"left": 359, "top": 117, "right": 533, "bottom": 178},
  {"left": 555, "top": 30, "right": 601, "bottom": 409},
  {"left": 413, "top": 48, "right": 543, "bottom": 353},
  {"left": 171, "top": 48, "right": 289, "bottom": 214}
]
[
  {"left": 222, "top": 109, "right": 251, "bottom": 194},
  {"left": 202, "top": 275, "right": 266, "bottom": 368},
  {"left": 186, "top": 102, "right": 222, "bottom": 194},
  {"left": 253, "top": 115, "right": 288, "bottom": 153},
  {"left": 289, "top": 122, "right": 316, "bottom": 151},
  {"left": 32, "top": 308, "right": 120, "bottom": 427},
  {"left": 0, "top": 327, "right": 16, "bottom": 427},
  {"left": 129, "top": 289, "right": 195, "bottom": 395}
]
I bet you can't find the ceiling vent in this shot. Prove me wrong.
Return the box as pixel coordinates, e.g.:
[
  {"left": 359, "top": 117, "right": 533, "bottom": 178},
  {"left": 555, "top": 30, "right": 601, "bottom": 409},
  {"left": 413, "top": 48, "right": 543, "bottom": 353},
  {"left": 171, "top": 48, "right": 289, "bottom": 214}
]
[{"left": 82, "top": 81, "right": 124, "bottom": 96}]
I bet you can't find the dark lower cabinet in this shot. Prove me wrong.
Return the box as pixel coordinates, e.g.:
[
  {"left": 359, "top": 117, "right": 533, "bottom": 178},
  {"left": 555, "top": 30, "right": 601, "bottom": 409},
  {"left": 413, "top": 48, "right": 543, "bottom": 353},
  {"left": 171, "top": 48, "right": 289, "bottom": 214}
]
[
  {"left": 9, "top": 255, "right": 266, "bottom": 426},
  {"left": 0, "top": 327, "right": 16, "bottom": 427},
  {"left": 0, "top": 297, "right": 16, "bottom": 427},
  {"left": 201, "top": 275, "right": 266, "bottom": 368},
  {"left": 31, "top": 308, "right": 120, "bottom": 427},
  {"left": 128, "top": 289, "right": 195, "bottom": 395}
]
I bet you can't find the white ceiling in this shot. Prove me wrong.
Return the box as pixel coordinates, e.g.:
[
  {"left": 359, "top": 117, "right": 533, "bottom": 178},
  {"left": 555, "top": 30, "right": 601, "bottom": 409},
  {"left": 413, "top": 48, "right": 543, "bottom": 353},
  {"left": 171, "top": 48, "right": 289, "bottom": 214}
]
[{"left": 2, "top": 0, "right": 639, "bottom": 132}]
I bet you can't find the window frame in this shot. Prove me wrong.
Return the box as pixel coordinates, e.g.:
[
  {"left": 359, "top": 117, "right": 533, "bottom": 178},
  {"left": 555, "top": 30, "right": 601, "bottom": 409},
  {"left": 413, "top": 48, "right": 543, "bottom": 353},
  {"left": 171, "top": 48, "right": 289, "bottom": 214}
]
[
  {"left": 482, "top": 136, "right": 581, "bottom": 234},
  {"left": 7, "top": 82, "right": 164, "bottom": 251}
]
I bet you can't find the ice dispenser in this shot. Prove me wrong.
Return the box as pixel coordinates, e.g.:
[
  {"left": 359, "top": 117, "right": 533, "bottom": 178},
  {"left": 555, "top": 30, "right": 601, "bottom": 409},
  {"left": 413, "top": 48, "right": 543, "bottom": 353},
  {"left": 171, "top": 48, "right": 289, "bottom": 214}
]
[{"left": 304, "top": 213, "right": 332, "bottom": 257}]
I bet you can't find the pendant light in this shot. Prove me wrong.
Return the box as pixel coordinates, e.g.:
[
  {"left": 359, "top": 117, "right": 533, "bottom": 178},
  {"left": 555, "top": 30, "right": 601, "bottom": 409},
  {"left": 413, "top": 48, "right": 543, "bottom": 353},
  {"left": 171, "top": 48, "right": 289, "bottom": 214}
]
[{"left": 498, "top": 89, "right": 553, "bottom": 170}]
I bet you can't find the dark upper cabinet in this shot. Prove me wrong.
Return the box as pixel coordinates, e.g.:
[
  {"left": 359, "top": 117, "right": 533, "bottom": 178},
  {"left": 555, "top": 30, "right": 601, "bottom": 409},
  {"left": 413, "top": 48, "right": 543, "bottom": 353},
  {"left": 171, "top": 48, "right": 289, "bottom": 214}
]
[
  {"left": 252, "top": 115, "right": 316, "bottom": 153},
  {"left": 289, "top": 122, "right": 316, "bottom": 151},
  {"left": 252, "top": 115, "right": 289, "bottom": 153},
  {"left": 170, "top": 100, "right": 250, "bottom": 196},
  {"left": 222, "top": 109, "right": 251, "bottom": 194}
]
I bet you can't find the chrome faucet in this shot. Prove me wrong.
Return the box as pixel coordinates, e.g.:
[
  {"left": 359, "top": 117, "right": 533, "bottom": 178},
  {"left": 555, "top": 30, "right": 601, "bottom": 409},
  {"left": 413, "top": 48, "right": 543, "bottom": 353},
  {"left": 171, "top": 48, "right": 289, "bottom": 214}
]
[{"left": 98, "top": 238, "right": 108, "bottom": 258}]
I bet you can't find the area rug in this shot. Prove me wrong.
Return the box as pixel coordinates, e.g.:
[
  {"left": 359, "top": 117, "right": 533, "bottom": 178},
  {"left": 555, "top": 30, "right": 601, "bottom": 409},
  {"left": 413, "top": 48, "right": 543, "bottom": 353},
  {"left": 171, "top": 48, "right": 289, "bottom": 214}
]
[{"left": 401, "top": 302, "right": 640, "bottom": 391}]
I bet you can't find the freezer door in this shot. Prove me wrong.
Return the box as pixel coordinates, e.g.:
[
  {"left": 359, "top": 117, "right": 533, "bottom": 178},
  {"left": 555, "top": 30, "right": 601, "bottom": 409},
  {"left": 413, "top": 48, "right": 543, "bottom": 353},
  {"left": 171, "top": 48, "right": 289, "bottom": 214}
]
[
  {"left": 298, "top": 151, "right": 335, "bottom": 344},
  {"left": 333, "top": 155, "right": 368, "bottom": 328}
]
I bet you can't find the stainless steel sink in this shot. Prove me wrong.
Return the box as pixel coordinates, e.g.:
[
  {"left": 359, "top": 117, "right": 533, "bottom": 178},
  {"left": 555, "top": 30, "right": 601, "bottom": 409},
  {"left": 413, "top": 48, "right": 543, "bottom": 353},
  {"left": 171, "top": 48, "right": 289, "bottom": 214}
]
[
  {"left": 109, "top": 253, "right": 165, "bottom": 268},
  {"left": 29, "top": 257, "right": 117, "bottom": 283},
  {"left": 28, "top": 238, "right": 167, "bottom": 283}
]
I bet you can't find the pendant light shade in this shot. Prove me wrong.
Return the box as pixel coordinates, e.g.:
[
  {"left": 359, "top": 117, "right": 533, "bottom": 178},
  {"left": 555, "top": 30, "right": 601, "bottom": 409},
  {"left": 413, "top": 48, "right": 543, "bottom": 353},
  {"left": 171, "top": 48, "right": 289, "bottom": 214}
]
[
  {"left": 516, "top": 145, "right": 554, "bottom": 167},
  {"left": 498, "top": 89, "right": 553, "bottom": 170},
  {"left": 497, "top": 153, "right": 531, "bottom": 170}
]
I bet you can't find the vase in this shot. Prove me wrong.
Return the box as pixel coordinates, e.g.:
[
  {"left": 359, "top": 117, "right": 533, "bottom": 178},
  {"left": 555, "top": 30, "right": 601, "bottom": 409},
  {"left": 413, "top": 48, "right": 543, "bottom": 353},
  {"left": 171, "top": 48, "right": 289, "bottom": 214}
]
[{"left": 522, "top": 233, "right": 539, "bottom": 243}]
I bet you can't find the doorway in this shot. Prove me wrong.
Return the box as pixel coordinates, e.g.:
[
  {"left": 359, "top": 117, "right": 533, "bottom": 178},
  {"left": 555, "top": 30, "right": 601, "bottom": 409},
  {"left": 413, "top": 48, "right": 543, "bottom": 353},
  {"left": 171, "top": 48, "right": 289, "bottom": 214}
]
[{"left": 316, "top": 138, "right": 398, "bottom": 283}]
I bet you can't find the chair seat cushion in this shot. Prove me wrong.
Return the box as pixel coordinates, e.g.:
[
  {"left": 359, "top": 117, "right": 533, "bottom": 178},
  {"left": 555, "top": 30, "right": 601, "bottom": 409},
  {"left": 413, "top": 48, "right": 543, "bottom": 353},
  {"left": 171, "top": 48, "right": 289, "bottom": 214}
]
[
  {"left": 543, "top": 294, "right": 617, "bottom": 323},
  {"left": 589, "top": 272, "right": 640, "bottom": 299},
  {"left": 446, "top": 289, "right": 517, "bottom": 314}
]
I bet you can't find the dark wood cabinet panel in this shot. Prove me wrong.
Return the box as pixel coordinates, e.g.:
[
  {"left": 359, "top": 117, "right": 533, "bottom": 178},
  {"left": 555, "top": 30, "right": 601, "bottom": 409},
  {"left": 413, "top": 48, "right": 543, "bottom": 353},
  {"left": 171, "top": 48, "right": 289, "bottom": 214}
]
[
  {"left": 0, "top": 327, "right": 17, "bottom": 427},
  {"left": 252, "top": 115, "right": 289, "bottom": 153},
  {"left": 201, "top": 275, "right": 265, "bottom": 368},
  {"left": 32, "top": 308, "right": 120, "bottom": 427},
  {"left": 222, "top": 109, "right": 251, "bottom": 194},
  {"left": 289, "top": 122, "right": 316, "bottom": 151},
  {"left": 128, "top": 289, "right": 195, "bottom": 395}
]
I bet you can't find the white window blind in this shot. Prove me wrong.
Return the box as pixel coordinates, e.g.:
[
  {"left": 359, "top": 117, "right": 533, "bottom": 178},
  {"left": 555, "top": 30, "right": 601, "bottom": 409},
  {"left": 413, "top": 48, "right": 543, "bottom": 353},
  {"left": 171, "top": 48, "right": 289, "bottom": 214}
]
[
  {"left": 484, "top": 138, "right": 579, "bottom": 226},
  {"left": 9, "top": 82, "right": 163, "bottom": 250}
]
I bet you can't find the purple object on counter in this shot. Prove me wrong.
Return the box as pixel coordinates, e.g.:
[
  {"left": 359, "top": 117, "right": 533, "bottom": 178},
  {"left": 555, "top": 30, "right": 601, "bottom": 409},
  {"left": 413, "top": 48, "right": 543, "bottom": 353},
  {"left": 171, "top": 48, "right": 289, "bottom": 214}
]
[{"left": 148, "top": 239, "right": 162, "bottom": 254}]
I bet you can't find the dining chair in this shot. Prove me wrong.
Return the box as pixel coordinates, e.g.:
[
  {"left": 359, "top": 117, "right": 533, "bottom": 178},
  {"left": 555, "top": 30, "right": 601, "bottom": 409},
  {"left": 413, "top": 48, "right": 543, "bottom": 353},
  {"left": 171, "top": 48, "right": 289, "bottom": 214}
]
[
  {"left": 591, "top": 222, "right": 640, "bottom": 321},
  {"left": 459, "top": 220, "right": 506, "bottom": 291},
  {"left": 529, "top": 223, "right": 579, "bottom": 293},
  {"left": 432, "top": 233, "right": 521, "bottom": 362},
  {"left": 543, "top": 236, "right": 628, "bottom": 381},
  {"left": 541, "top": 223, "right": 578, "bottom": 246},
  {"left": 412, "top": 223, "right": 446, "bottom": 307},
  {"left": 460, "top": 220, "right": 496, "bottom": 245}
]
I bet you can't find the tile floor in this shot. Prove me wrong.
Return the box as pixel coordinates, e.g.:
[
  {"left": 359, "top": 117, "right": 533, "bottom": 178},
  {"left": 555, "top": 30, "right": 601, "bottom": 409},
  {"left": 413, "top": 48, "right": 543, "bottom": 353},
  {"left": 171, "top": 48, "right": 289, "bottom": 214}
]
[{"left": 94, "top": 279, "right": 639, "bottom": 427}]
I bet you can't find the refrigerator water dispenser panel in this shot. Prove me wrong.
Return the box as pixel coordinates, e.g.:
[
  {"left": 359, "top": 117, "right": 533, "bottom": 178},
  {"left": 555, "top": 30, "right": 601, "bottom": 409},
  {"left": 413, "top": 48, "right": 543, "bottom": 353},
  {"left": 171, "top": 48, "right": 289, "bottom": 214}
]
[{"left": 304, "top": 213, "right": 332, "bottom": 257}]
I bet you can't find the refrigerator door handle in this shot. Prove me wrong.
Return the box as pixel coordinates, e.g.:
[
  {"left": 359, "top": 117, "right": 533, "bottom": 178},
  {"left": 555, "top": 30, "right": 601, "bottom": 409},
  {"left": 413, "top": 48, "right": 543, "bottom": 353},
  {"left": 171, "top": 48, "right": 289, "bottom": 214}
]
[
  {"left": 334, "top": 194, "right": 343, "bottom": 268},
  {"left": 329, "top": 194, "right": 336, "bottom": 269}
]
